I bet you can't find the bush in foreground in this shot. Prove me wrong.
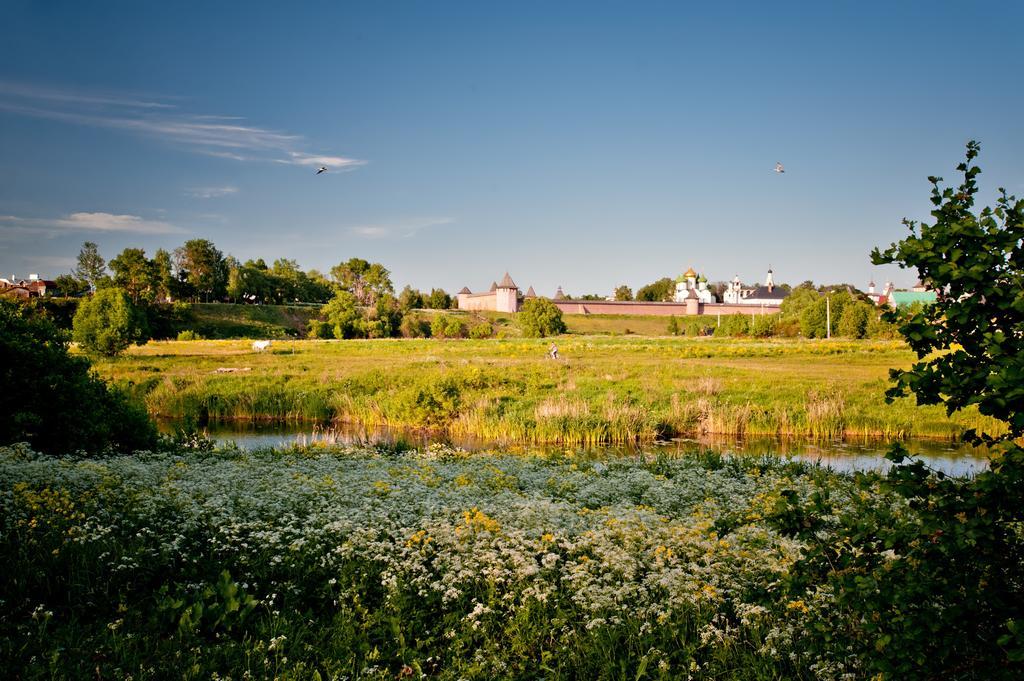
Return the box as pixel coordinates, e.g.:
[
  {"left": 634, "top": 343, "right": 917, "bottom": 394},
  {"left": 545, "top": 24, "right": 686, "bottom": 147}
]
[
  {"left": 0, "top": 299, "right": 157, "bottom": 455},
  {"left": 776, "top": 141, "right": 1024, "bottom": 678}
]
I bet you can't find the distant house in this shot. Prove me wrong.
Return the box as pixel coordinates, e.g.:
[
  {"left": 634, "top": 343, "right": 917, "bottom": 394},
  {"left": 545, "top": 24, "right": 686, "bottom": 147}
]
[
  {"left": 0, "top": 274, "right": 57, "bottom": 298},
  {"left": 865, "top": 280, "right": 895, "bottom": 306},
  {"left": 722, "top": 268, "right": 790, "bottom": 305},
  {"left": 0, "top": 285, "right": 32, "bottom": 300},
  {"left": 889, "top": 290, "right": 938, "bottom": 307}
]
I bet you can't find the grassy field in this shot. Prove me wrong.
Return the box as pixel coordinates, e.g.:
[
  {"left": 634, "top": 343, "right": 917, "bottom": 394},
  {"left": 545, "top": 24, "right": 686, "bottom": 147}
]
[
  {"left": 180, "top": 305, "right": 677, "bottom": 339},
  {"left": 94, "top": 337, "right": 1001, "bottom": 443},
  {"left": 418, "top": 310, "right": 680, "bottom": 337}
]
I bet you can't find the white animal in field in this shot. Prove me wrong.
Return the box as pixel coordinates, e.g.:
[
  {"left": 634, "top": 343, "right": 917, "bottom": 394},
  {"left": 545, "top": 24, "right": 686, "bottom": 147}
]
[{"left": 252, "top": 340, "right": 272, "bottom": 352}]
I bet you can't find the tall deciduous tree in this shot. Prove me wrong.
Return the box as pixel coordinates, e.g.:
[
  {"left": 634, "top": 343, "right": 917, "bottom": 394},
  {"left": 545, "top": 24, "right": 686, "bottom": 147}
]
[
  {"left": 321, "top": 290, "right": 363, "bottom": 339},
  {"left": 427, "top": 288, "right": 452, "bottom": 310},
  {"left": 635, "top": 277, "right": 674, "bottom": 302},
  {"left": 174, "top": 239, "right": 228, "bottom": 302},
  {"left": 614, "top": 285, "right": 633, "bottom": 301},
  {"left": 109, "top": 247, "right": 158, "bottom": 303},
  {"left": 152, "top": 248, "right": 175, "bottom": 302},
  {"left": 74, "top": 241, "right": 107, "bottom": 292},
  {"left": 72, "top": 287, "right": 148, "bottom": 356},
  {"left": 329, "top": 258, "right": 393, "bottom": 305}
]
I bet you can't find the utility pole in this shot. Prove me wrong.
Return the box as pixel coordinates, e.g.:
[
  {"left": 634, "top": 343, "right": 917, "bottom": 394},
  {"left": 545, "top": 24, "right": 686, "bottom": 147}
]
[{"left": 826, "top": 294, "right": 831, "bottom": 339}]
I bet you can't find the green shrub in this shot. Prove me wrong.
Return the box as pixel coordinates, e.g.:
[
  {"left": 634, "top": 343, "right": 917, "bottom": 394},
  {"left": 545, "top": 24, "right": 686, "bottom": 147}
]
[
  {"left": 72, "top": 287, "right": 148, "bottom": 356},
  {"left": 749, "top": 313, "right": 778, "bottom": 338},
  {"left": 713, "top": 313, "right": 750, "bottom": 337},
  {"left": 0, "top": 299, "right": 158, "bottom": 454},
  {"left": 306, "top": 319, "right": 334, "bottom": 339},
  {"left": 518, "top": 298, "right": 566, "bottom": 338},
  {"left": 176, "top": 330, "right": 203, "bottom": 341},
  {"left": 837, "top": 301, "right": 872, "bottom": 338},
  {"left": 469, "top": 321, "right": 494, "bottom": 339},
  {"left": 431, "top": 313, "right": 467, "bottom": 339},
  {"left": 399, "top": 314, "right": 430, "bottom": 338},
  {"left": 777, "top": 141, "right": 1024, "bottom": 677},
  {"left": 681, "top": 317, "right": 715, "bottom": 336},
  {"left": 666, "top": 315, "right": 679, "bottom": 336}
]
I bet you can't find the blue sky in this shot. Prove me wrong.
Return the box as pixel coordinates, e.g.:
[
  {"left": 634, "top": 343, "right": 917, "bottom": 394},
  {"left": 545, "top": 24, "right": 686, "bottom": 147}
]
[{"left": 2, "top": 1, "right": 1022, "bottom": 295}]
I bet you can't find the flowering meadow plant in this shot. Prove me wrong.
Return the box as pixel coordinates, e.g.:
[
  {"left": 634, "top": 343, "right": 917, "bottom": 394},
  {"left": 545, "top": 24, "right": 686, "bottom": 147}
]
[{"left": 0, "top": 442, "right": 882, "bottom": 679}]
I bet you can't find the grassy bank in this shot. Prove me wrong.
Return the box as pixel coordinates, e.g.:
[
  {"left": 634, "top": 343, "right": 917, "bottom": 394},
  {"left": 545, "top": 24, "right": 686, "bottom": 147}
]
[
  {"left": 186, "top": 302, "right": 319, "bottom": 338},
  {"left": 94, "top": 337, "right": 1001, "bottom": 443}
]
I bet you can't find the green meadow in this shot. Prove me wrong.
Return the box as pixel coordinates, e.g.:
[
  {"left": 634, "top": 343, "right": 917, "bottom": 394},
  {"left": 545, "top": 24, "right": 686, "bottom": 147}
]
[{"left": 94, "top": 336, "right": 1000, "bottom": 444}]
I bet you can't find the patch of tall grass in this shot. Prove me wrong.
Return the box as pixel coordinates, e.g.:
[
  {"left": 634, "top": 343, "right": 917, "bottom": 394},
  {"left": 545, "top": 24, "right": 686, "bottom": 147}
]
[{"left": 97, "top": 337, "right": 1005, "bottom": 444}]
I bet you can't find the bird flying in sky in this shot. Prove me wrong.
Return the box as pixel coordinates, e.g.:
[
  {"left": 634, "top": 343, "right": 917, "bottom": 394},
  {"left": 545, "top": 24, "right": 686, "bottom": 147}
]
[
  {"left": 774, "top": 162, "right": 785, "bottom": 174},
  {"left": 316, "top": 166, "right": 328, "bottom": 175}
]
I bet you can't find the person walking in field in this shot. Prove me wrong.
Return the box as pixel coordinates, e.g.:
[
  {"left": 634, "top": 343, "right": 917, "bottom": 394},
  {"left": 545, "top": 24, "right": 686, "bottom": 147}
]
[{"left": 548, "top": 342, "right": 559, "bottom": 360}]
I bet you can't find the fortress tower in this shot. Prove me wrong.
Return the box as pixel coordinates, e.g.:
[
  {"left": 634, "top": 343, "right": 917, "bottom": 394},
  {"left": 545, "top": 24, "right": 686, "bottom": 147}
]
[{"left": 495, "top": 272, "right": 519, "bottom": 313}]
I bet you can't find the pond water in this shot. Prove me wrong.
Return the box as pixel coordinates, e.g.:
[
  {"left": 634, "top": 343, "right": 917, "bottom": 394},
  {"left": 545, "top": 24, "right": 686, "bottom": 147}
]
[{"left": 159, "top": 420, "right": 991, "bottom": 477}]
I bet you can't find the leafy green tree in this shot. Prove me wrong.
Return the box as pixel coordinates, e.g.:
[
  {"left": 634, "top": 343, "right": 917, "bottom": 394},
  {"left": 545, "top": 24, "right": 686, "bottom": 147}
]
[
  {"left": 301, "top": 269, "right": 334, "bottom": 303},
  {"left": 174, "top": 239, "right": 228, "bottom": 302},
  {"left": 72, "top": 287, "right": 148, "bottom": 356},
  {"left": 53, "top": 274, "right": 90, "bottom": 298},
  {"left": 635, "top": 277, "right": 675, "bottom": 302},
  {"left": 330, "top": 258, "right": 393, "bottom": 305},
  {"left": 109, "top": 247, "right": 158, "bottom": 304},
  {"left": 371, "top": 293, "right": 403, "bottom": 338},
  {"left": 517, "top": 298, "right": 566, "bottom": 338},
  {"left": 74, "top": 241, "right": 108, "bottom": 292},
  {"left": 399, "top": 285, "right": 425, "bottom": 311},
  {"left": 152, "top": 248, "right": 176, "bottom": 301},
  {"left": 427, "top": 288, "right": 452, "bottom": 309},
  {"left": 779, "top": 285, "right": 820, "bottom": 320},
  {"left": 0, "top": 299, "right": 157, "bottom": 454},
  {"left": 837, "top": 300, "right": 872, "bottom": 338},
  {"left": 799, "top": 290, "right": 853, "bottom": 338},
  {"left": 779, "top": 142, "right": 1024, "bottom": 677},
  {"left": 614, "top": 285, "right": 633, "bottom": 301},
  {"left": 321, "top": 290, "right": 363, "bottom": 339}
]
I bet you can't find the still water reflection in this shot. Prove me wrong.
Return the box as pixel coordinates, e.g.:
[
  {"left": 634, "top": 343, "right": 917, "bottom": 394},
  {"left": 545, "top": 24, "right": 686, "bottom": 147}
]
[{"left": 160, "top": 420, "right": 990, "bottom": 477}]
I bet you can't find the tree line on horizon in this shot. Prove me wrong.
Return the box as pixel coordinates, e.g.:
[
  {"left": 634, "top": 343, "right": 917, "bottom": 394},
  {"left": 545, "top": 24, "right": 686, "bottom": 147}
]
[{"left": 52, "top": 239, "right": 456, "bottom": 310}]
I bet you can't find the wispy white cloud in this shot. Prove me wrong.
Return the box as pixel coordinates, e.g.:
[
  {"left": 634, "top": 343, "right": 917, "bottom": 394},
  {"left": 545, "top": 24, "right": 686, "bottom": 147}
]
[
  {"left": 185, "top": 185, "right": 239, "bottom": 199},
  {"left": 350, "top": 226, "right": 392, "bottom": 239},
  {"left": 0, "top": 80, "right": 364, "bottom": 169},
  {"left": 0, "top": 212, "right": 187, "bottom": 235},
  {"left": 348, "top": 217, "right": 453, "bottom": 239},
  {"left": 284, "top": 152, "right": 366, "bottom": 170},
  {"left": 0, "top": 80, "right": 176, "bottom": 109},
  {"left": 57, "top": 212, "right": 186, "bottom": 234}
]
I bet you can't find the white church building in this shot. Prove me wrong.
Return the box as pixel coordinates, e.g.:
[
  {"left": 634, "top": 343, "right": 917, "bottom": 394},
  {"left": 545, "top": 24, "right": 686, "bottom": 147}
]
[{"left": 673, "top": 267, "right": 715, "bottom": 303}]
